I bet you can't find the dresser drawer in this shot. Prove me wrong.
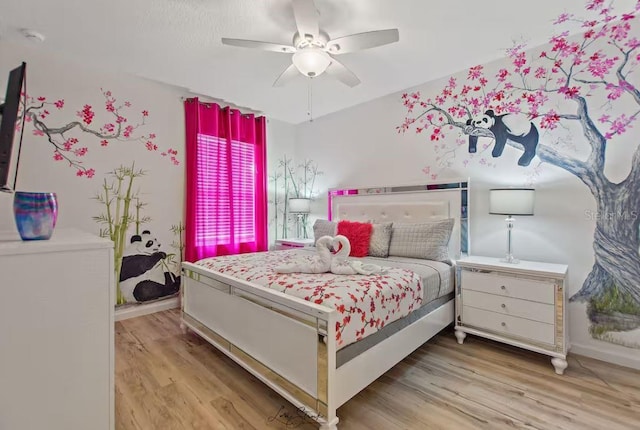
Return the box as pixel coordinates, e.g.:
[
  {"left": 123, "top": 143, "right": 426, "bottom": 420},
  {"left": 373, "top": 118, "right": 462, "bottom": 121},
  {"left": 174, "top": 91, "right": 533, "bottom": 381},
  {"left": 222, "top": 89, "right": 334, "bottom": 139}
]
[
  {"left": 462, "top": 290, "right": 555, "bottom": 324},
  {"left": 463, "top": 306, "right": 555, "bottom": 345},
  {"left": 461, "top": 271, "right": 555, "bottom": 304}
]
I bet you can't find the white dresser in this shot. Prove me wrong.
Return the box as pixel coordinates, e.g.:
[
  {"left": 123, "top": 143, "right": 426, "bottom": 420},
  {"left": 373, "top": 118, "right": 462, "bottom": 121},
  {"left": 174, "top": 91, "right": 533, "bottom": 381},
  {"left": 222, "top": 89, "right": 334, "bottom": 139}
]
[
  {"left": 455, "top": 256, "right": 569, "bottom": 374},
  {"left": 0, "top": 228, "right": 114, "bottom": 430}
]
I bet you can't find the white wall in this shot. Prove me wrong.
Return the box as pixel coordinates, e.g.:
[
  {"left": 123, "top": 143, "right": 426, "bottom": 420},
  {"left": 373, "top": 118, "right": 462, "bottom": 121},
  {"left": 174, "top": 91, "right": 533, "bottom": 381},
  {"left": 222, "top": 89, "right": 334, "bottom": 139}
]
[
  {"left": 294, "top": 46, "right": 639, "bottom": 368},
  {"left": 0, "top": 40, "right": 185, "bottom": 251},
  {"left": 266, "top": 118, "right": 297, "bottom": 243}
]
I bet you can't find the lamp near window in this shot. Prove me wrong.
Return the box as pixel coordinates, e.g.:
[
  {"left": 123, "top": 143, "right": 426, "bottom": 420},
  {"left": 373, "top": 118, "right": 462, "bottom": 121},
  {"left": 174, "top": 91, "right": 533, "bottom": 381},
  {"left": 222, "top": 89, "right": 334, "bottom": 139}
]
[
  {"left": 489, "top": 188, "right": 535, "bottom": 264},
  {"left": 288, "top": 198, "right": 311, "bottom": 239}
]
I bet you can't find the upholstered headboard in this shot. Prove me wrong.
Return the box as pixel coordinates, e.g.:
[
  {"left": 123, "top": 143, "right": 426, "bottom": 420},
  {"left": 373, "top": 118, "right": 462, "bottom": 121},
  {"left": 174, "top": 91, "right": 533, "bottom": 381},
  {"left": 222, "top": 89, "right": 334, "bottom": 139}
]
[
  {"left": 335, "top": 201, "right": 450, "bottom": 224},
  {"left": 328, "top": 180, "right": 469, "bottom": 260}
]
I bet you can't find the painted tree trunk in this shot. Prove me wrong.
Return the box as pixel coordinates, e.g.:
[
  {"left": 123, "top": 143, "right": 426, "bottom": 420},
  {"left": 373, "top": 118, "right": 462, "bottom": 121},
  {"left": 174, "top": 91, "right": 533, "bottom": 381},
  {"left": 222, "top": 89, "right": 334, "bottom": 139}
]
[{"left": 572, "top": 182, "right": 640, "bottom": 305}]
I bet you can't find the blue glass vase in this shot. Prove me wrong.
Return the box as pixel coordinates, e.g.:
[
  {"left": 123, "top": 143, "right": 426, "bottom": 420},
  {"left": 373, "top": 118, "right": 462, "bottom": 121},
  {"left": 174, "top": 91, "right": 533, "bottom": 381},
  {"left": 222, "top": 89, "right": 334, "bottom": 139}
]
[{"left": 13, "top": 192, "right": 58, "bottom": 240}]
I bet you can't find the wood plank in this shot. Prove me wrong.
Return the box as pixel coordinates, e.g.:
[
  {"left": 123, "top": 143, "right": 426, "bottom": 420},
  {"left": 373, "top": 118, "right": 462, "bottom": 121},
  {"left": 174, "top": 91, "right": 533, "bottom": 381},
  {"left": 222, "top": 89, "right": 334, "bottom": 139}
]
[{"left": 116, "top": 309, "right": 640, "bottom": 430}]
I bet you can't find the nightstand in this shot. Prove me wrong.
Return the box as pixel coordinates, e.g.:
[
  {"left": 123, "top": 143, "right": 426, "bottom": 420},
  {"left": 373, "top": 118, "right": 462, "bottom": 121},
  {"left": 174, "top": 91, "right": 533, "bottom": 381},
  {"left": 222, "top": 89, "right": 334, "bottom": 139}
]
[
  {"left": 455, "top": 256, "right": 569, "bottom": 375},
  {"left": 273, "top": 238, "right": 315, "bottom": 250}
]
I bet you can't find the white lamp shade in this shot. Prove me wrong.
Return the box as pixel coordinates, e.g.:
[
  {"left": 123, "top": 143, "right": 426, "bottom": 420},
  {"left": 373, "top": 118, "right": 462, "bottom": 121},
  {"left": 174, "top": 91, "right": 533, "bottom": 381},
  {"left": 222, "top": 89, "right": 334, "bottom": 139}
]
[
  {"left": 489, "top": 188, "right": 535, "bottom": 216},
  {"left": 289, "top": 198, "right": 311, "bottom": 213},
  {"left": 292, "top": 47, "right": 332, "bottom": 77}
]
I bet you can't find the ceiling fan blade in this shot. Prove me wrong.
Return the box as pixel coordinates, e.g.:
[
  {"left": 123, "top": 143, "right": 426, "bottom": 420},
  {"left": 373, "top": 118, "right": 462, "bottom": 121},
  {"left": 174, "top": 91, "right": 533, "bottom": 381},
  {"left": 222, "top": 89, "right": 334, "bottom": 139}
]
[
  {"left": 326, "top": 29, "right": 399, "bottom": 54},
  {"left": 326, "top": 58, "right": 360, "bottom": 87},
  {"left": 221, "top": 38, "right": 295, "bottom": 53},
  {"left": 292, "top": 0, "right": 319, "bottom": 39},
  {"left": 273, "top": 64, "right": 300, "bottom": 87}
]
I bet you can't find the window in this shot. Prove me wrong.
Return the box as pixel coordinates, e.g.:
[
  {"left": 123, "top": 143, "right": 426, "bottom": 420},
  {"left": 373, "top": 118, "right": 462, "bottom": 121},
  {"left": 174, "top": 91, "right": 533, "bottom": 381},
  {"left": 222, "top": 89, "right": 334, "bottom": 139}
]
[{"left": 184, "top": 100, "right": 267, "bottom": 261}]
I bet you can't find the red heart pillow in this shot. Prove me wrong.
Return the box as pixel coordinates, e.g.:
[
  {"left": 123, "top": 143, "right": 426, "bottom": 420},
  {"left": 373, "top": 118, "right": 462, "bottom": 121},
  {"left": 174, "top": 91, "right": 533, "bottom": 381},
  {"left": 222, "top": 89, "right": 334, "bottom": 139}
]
[{"left": 337, "top": 220, "right": 373, "bottom": 257}]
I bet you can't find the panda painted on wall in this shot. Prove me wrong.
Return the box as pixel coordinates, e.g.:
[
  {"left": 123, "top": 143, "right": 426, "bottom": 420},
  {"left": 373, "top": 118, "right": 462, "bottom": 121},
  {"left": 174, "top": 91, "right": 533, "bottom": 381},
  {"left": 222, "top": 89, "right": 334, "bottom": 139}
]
[
  {"left": 119, "top": 230, "right": 180, "bottom": 303},
  {"left": 466, "top": 109, "right": 539, "bottom": 167}
]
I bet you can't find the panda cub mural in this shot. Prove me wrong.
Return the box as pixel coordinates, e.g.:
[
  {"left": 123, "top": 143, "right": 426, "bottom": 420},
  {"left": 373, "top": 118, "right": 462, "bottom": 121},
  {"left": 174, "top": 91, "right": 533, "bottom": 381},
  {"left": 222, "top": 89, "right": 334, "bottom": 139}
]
[
  {"left": 466, "top": 110, "right": 539, "bottom": 166},
  {"left": 119, "top": 230, "right": 180, "bottom": 303}
]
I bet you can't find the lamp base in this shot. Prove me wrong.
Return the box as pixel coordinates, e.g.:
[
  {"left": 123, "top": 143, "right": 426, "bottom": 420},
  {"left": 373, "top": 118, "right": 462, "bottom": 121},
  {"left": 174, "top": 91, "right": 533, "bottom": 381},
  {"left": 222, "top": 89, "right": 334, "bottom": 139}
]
[
  {"left": 500, "top": 256, "right": 520, "bottom": 264},
  {"left": 294, "top": 213, "right": 310, "bottom": 239},
  {"left": 502, "top": 216, "right": 519, "bottom": 264}
]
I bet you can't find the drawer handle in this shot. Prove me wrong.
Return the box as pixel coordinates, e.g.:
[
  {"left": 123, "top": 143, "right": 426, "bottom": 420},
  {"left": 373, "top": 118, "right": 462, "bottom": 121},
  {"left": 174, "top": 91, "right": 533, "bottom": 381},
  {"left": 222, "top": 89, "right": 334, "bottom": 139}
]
[
  {"left": 501, "top": 303, "right": 506, "bottom": 309},
  {"left": 501, "top": 322, "right": 506, "bottom": 327},
  {"left": 500, "top": 285, "right": 506, "bottom": 290}
]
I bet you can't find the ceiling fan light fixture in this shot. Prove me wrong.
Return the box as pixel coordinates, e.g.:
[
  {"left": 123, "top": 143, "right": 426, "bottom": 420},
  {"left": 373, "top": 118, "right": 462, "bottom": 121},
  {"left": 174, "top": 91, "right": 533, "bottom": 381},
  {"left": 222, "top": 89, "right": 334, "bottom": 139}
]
[
  {"left": 222, "top": 0, "right": 399, "bottom": 87},
  {"left": 292, "top": 47, "right": 331, "bottom": 77}
]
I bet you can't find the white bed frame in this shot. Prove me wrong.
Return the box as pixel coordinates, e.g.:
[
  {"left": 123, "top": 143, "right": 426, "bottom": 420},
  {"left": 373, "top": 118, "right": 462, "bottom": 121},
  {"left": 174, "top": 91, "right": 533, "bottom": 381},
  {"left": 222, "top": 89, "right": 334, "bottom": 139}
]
[{"left": 180, "top": 180, "right": 469, "bottom": 429}]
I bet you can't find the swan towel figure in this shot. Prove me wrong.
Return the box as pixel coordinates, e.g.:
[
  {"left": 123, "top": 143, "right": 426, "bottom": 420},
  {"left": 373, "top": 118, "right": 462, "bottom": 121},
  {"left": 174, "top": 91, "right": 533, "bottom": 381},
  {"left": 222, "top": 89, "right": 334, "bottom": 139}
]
[
  {"left": 274, "top": 235, "right": 333, "bottom": 274},
  {"left": 330, "top": 235, "right": 387, "bottom": 276}
]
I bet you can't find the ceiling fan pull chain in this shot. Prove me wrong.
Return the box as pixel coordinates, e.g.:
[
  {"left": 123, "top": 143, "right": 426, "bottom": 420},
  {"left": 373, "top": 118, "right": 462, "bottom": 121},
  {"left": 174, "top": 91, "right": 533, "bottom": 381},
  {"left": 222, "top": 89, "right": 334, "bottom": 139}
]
[{"left": 308, "top": 77, "right": 314, "bottom": 122}]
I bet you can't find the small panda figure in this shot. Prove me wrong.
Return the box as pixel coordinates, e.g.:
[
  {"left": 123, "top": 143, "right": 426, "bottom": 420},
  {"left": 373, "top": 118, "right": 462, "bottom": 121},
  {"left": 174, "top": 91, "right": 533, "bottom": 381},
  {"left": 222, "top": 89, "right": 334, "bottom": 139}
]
[
  {"left": 466, "top": 110, "right": 539, "bottom": 166},
  {"left": 119, "top": 230, "right": 180, "bottom": 303}
]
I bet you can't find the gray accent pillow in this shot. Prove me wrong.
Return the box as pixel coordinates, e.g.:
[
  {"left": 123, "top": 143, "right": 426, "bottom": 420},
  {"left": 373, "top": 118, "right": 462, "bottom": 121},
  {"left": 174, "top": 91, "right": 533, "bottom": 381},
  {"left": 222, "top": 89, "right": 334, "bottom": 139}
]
[
  {"left": 368, "top": 222, "right": 393, "bottom": 258},
  {"left": 388, "top": 219, "right": 454, "bottom": 262},
  {"left": 313, "top": 219, "right": 337, "bottom": 244}
]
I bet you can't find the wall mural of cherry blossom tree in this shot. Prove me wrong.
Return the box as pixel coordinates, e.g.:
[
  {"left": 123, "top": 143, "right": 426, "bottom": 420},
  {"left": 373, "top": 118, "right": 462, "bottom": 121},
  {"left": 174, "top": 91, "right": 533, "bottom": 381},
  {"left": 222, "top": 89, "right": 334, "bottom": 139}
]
[
  {"left": 398, "top": 0, "right": 640, "bottom": 347},
  {"left": 22, "top": 88, "right": 179, "bottom": 176}
]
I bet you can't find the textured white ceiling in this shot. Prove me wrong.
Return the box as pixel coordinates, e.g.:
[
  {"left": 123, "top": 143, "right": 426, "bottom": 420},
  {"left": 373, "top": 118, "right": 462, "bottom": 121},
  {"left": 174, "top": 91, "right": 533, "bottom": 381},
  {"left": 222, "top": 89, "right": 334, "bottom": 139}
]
[{"left": 1, "top": 0, "right": 636, "bottom": 123}]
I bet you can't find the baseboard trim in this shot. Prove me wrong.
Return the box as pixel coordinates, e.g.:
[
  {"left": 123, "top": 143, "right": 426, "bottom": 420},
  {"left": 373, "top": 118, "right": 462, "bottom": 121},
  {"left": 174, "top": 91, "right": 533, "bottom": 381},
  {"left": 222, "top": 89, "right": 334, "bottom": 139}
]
[
  {"left": 115, "top": 297, "right": 180, "bottom": 321},
  {"left": 571, "top": 343, "right": 640, "bottom": 370}
]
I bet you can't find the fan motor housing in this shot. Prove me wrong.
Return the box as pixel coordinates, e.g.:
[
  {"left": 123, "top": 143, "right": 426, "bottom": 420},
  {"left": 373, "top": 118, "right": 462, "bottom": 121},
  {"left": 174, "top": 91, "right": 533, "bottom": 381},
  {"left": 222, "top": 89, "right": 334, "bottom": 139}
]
[{"left": 293, "top": 31, "right": 329, "bottom": 50}]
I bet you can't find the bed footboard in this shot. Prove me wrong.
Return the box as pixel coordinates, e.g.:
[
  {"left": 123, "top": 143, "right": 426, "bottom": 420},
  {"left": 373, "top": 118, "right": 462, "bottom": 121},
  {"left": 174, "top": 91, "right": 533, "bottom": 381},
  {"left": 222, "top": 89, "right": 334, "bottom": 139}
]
[{"left": 181, "top": 262, "right": 339, "bottom": 427}]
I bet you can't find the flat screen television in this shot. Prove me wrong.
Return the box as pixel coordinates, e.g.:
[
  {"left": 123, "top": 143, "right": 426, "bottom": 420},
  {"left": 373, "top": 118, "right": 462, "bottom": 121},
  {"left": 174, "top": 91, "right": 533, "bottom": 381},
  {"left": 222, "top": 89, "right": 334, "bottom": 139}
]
[{"left": 0, "top": 62, "right": 27, "bottom": 193}]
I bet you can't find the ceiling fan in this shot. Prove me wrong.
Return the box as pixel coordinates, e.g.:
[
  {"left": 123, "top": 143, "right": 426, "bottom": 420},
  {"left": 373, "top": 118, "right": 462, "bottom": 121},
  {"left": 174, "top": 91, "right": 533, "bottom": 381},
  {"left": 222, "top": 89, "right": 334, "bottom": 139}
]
[{"left": 221, "top": 0, "right": 399, "bottom": 87}]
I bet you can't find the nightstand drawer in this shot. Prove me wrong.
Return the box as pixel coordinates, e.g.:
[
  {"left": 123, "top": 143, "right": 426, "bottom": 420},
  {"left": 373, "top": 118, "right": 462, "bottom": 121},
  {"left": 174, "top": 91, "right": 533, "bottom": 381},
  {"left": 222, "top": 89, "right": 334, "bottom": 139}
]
[
  {"left": 462, "top": 290, "right": 555, "bottom": 324},
  {"left": 461, "top": 271, "right": 555, "bottom": 304},
  {"left": 273, "top": 239, "right": 315, "bottom": 251},
  {"left": 463, "top": 306, "right": 555, "bottom": 345},
  {"left": 274, "top": 244, "right": 302, "bottom": 251}
]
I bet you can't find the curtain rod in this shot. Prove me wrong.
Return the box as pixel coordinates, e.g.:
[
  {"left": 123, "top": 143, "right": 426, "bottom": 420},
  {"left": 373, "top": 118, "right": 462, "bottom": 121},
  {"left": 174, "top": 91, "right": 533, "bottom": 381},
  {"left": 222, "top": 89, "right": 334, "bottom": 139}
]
[{"left": 180, "top": 94, "right": 262, "bottom": 116}]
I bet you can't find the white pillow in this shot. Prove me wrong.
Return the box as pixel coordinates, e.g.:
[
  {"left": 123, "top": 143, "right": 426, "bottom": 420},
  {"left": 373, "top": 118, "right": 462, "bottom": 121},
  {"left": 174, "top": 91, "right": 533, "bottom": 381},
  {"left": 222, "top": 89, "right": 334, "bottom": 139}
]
[
  {"left": 313, "top": 219, "right": 337, "bottom": 244},
  {"left": 388, "top": 219, "right": 454, "bottom": 262},
  {"left": 368, "top": 222, "right": 393, "bottom": 258}
]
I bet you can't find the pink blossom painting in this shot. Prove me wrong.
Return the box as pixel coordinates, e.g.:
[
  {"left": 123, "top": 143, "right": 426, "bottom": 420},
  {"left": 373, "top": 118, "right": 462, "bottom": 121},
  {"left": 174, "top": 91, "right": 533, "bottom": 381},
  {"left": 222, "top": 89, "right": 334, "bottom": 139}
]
[
  {"left": 399, "top": 0, "right": 640, "bottom": 347},
  {"left": 21, "top": 88, "right": 179, "bottom": 177}
]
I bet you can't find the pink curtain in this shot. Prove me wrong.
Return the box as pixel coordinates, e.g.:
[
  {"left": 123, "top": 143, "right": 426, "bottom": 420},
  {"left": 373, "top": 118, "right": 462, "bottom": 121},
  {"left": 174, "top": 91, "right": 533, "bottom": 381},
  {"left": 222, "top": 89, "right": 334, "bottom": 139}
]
[{"left": 184, "top": 98, "right": 267, "bottom": 262}]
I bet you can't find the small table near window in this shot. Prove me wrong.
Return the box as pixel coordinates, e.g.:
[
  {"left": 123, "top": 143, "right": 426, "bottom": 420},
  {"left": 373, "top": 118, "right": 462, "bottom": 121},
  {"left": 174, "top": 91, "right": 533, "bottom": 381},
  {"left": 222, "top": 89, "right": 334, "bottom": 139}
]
[{"left": 273, "top": 238, "right": 315, "bottom": 250}]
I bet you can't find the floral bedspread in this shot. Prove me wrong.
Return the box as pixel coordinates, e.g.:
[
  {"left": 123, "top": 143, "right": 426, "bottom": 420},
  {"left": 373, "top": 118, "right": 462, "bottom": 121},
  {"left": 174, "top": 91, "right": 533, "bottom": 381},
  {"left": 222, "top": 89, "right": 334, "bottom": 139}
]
[{"left": 196, "top": 250, "right": 423, "bottom": 349}]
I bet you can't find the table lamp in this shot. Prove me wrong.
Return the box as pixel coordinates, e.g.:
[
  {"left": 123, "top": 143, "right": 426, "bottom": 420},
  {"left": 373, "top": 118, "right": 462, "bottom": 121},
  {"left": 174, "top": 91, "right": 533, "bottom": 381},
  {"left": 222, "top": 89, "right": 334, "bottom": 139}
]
[
  {"left": 489, "top": 188, "right": 535, "bottom": 264},
  {"left": 288, "top": 198, "right": 311, "bottom": 239}
]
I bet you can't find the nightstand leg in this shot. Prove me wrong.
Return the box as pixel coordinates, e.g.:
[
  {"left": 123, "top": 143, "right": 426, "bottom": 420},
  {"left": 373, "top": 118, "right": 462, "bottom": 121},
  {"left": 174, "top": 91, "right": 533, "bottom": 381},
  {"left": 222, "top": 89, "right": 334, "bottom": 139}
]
[
  {"left": 551, "top": 357, "right": 568, "bottom": 375},
  {"left": 454, "top": 329, "right": 466, "bottom": 345}
]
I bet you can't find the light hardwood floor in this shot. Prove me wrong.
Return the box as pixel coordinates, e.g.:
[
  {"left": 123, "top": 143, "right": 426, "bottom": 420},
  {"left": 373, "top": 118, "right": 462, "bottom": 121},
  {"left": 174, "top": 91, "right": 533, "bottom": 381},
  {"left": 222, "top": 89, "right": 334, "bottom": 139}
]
[{"left": 116, "top": 309, "right": 640, "bottom": 430}]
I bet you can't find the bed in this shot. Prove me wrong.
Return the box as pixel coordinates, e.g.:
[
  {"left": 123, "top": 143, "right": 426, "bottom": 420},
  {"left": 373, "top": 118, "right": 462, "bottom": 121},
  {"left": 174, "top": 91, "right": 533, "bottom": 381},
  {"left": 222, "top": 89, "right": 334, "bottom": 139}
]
[{"left": 180, "top": 180, "right": 469, "bottom": 429}]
